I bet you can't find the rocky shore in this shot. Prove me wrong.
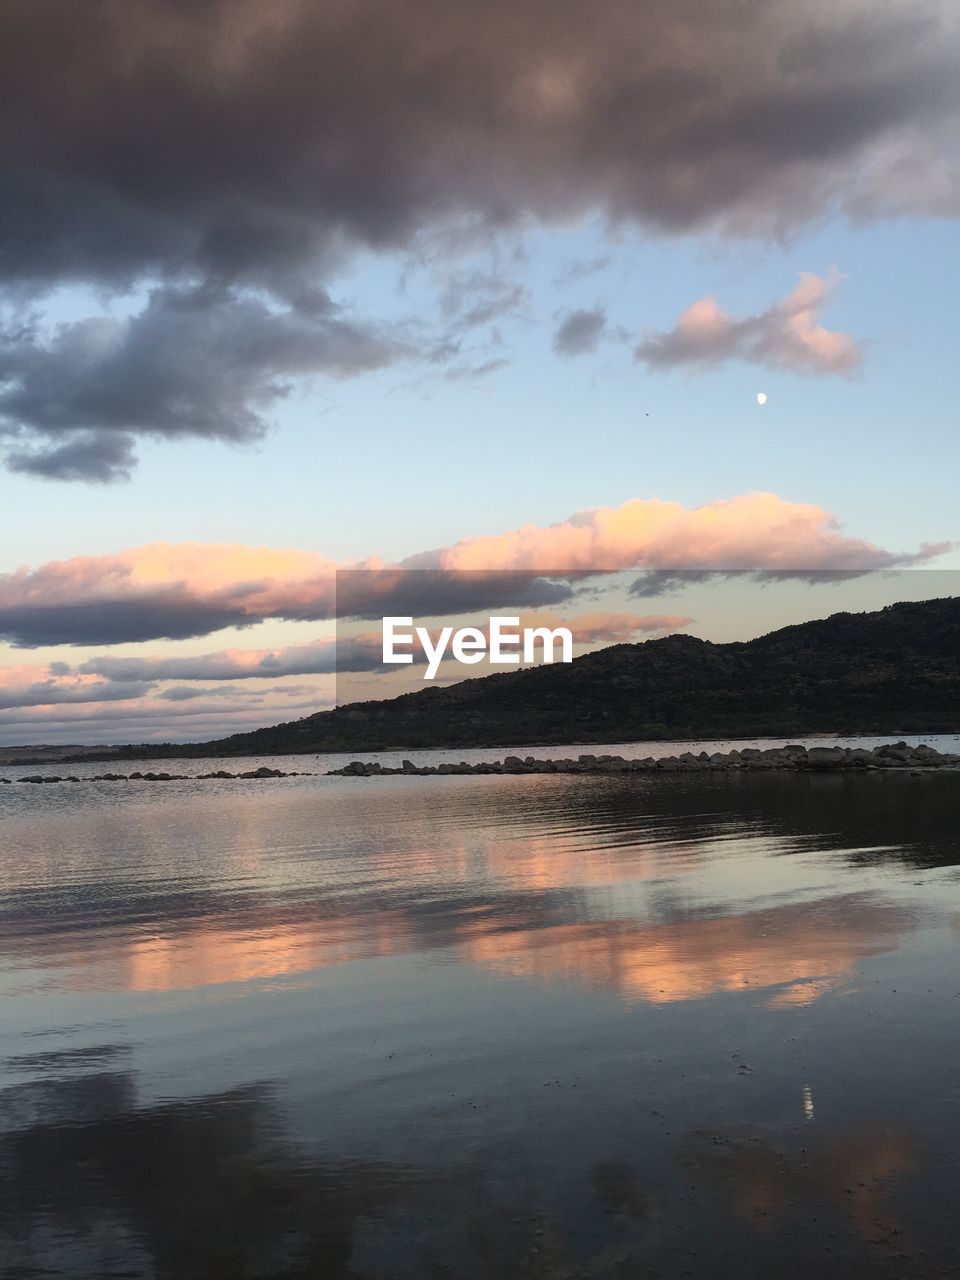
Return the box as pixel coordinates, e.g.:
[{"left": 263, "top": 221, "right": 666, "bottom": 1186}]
[
  {"left": 2, "top": 766, "right": 308, "bottom": 785},
  {"left": 3, "top": 743, "right": 958, "bottom": 786},
  {"left": 329, "top": 741, "right": 960, "bottom": 777}
]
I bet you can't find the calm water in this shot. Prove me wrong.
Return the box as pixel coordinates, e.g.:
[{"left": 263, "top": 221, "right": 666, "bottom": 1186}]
[{"left": 2, "top": 738, "right": 960, "bottom": 1279}]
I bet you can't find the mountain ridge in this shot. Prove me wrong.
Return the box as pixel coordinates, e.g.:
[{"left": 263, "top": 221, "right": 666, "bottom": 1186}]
[{"left": 68, "top": 595, "right": 960, "bottom": 759}]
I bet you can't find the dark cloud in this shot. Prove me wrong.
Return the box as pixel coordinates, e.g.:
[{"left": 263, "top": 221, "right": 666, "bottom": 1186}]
[
  {"left": 0, "top": 600, "right": 257, "bottom": 648},
  {"left": 0, "top": 284, "right": 405, "bottom": 479},
  {"left": 0, "top": 562, "right": 577, "bottom": 648},
  {"left": 443, "top": 357, "right": 511, "bottom": 382},
  {"left": 75, "top": 634, "right": 411, "bottom": 687},
  {"left": 630, "top": 567, "right": 883, "bottom": 598},
  {"left": 0, "top": 678, "right": 152, "bottom": 710},
  {"left": 3, "top": 0, "right": 957, "bottom": 291},
  {"left": 80, "top": 640, "right": 343, "bottom": 684},
  {"left": 553, "top": 308, "right": 607, "bottom": 357},
  {"left": 555, "top": 257, "right": 611, "bottom": 285},
  {"left": 157, "top": 684, "right": 255, "bottom": 702},
  {"left": 628, "top": 557, "right": 955, "bottom": 598},
  {"left": 5, "top": 431, "right": 138, "bottom": 483},
  {"left": 158, "top": 682, "right": 314, "bottom": 701},
  {"left": 336, "top": 569, "right": 577, "bottom": 622},
  {"left": 629, "top": 570, "right": 724, "bottom": 598},
  {"left": 754, "top": 559, "right": 953, "bottom": 585},
  {"left": 0, "top": 0, "right": 957, "bottom": 476},
  {"left": 430, "top": 269, "right": 524, "bottom": 382},
  {"left": 440, "top": 271, "right": 527, "bottom": 330}
]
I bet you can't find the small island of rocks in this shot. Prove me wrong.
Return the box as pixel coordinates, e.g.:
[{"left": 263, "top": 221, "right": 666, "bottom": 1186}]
[{"left": 328, "top": 741, "right": 960, "bottom": 777}]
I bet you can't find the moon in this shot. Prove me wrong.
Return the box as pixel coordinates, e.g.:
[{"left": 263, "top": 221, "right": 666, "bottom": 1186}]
[{"left": 756, "top": 391, "right": 767, "bottom": 405}]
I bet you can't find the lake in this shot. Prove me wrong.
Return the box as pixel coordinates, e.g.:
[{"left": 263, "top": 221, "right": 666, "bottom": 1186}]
[{"left": 2, "top": 736, "right": 960, "bottom": 1278}]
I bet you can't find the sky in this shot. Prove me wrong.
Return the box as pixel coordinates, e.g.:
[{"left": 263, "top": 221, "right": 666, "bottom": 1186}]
[{"left": 0, "top": 0, "right": 958, "bottom": 745}]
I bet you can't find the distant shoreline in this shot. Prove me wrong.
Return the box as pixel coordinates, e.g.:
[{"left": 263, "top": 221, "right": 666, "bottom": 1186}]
[
  {"left": 3, "top": 725, "right": 960, "bottom": 769},
  {"left": 1, "top": 727, "right": 958, "bottom": 767},
  {"left": 1, "top": 732, "right": 960, "bottom": 778}
]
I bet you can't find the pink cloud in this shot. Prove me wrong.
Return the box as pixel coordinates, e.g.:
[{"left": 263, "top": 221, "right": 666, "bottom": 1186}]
[
  {"left": 0, "top": 657, "right": 330, "bottom": 715},
  {"left": 636, "top": 272, "right": 863, "bottom": 376},
  {"left": 0, "top": 664, "right": 145, "bottom": 710},
  {"left": 0, "top": 492, "right": 947, "bottom": 649},
  {"left": 416, "top": 492, "right": 945, "bottom": 575}
]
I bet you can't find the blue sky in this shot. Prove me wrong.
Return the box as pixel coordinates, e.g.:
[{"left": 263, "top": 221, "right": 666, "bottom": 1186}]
[{"left": 4, "top": 213, "right": 956, "bottom": 566}]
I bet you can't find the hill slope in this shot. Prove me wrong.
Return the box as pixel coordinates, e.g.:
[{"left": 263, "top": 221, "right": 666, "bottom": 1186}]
[{"left": 142, "top": 596, "right": 960, "bottom": 756}]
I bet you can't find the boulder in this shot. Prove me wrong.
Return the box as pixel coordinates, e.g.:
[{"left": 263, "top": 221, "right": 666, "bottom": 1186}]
[
  {"left": 874, "top": 744, "right": 916, "bottom": 763},
  {"left": 806, "top": 746, "right": 847, "bottom": 768}
]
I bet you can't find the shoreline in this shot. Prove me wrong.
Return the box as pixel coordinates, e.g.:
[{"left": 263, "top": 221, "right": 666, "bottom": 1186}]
[
  {"left": 4, "top": 741, "right": 960, "bottom": 786},
  {"left": 3, "top": 727, "right": 960, "bottom": 768},
  {"left": 330, "top": 741, "right": 960, "bottom": 777},
  {"left": 3, "top": 742, "right": 957, "bottom": 778}
]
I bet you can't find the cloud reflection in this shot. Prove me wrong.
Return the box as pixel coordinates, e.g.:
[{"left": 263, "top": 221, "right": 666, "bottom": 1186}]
[
  {"left": 684, "top": 1124, "right": 917, "bottom": 1244},
  {"left": 460, "top": 897, "right": 911, "bottom": 1005}
]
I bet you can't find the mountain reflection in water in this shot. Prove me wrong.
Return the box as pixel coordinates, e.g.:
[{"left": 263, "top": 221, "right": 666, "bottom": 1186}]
[{"left": 1, "top": 759, "right": 959, "bottom": 1278}]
